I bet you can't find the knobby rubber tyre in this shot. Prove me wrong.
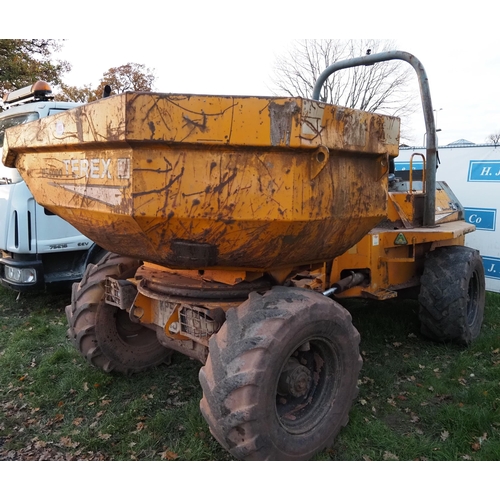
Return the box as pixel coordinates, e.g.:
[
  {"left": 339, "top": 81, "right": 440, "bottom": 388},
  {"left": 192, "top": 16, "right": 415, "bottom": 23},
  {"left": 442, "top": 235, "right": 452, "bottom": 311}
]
[
  {"left": 199, "top": 286, "right": 362, "bottom": 461},
  {"left": 66, "top": 252, "right": 171, "bottom": 374},
  {"left": 418, "top": 246, "right": 485, "bottom": 345}
]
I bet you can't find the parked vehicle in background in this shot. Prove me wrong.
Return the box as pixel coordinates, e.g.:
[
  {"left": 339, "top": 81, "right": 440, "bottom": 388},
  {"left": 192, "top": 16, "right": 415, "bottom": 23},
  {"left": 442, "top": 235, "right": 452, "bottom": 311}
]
[{"left": 0, "top": 81, "right": 105, "bottom": 292}]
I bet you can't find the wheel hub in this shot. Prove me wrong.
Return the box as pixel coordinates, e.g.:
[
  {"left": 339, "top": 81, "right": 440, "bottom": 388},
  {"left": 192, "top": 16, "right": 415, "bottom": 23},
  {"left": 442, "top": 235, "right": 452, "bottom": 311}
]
[{"left": 278, "top": 358, "right": 312, "bottom": 398}]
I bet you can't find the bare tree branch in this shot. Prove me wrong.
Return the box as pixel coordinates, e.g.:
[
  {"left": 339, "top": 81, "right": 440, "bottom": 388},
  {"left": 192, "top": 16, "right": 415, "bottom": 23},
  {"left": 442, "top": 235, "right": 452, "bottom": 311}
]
[
  {"left": 487, "top": 132, "right": 500, "bottom": 147},
  {"left": 270, "top": 39, "right": 419, "bottom": 142}
]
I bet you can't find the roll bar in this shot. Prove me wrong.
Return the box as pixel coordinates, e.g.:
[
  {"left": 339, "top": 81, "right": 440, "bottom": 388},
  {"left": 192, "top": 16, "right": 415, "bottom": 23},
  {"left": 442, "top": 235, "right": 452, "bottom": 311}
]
[{"left": 312, "top": 51, "right": 437, "bottom": 227}]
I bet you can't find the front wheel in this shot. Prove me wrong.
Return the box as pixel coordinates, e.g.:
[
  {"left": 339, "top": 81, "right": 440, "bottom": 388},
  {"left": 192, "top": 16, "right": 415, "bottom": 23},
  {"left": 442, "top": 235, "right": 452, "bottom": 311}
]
[
  {"left": 199, "top": 286, "right": 362, "bottom": 461},
  {"left": 418, "top": 246, "right": 485, "bottom": 345}
]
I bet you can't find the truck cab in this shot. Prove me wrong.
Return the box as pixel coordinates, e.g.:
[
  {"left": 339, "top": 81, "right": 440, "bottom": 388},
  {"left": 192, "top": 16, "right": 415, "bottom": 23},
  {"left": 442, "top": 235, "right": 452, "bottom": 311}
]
[{"left": 0, "top": 81, "right": 104, "bottom": 292}]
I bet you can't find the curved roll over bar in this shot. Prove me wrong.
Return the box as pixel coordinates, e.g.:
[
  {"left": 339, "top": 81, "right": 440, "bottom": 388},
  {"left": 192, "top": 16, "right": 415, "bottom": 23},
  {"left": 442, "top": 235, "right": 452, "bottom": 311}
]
[{"left": 312, "top": 51, "right": 437, "bottom": 227}]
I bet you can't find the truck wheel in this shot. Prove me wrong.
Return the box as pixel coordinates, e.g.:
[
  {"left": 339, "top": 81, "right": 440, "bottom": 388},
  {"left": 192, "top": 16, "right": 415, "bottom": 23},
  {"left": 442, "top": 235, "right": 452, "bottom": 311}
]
[
  {"left": 418, "top": 246, "right": 485, "bottom": 345},
  {"left": 199, "top": 286, "right": 362, "bottom": 461},
  {"left": 66, "top": 253, "right": 171, "bottom": 374}
]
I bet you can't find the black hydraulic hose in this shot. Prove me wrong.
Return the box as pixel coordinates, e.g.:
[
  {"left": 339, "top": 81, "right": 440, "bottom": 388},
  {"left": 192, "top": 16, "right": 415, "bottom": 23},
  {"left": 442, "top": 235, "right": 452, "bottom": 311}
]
[{"left": 323, "top": 272, "right": 366, "bottom": 297}]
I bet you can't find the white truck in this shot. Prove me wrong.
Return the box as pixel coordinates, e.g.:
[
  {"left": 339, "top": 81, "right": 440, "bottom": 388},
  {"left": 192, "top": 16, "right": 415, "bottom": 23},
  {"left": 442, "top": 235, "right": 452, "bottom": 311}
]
[{"left": 0, "top": 81, "right": 105, "bottom": 292}]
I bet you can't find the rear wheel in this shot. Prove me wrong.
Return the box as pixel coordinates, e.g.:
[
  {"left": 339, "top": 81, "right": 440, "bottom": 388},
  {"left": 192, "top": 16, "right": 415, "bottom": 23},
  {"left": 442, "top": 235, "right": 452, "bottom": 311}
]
[
  {"left": 199, "top": 286, "right": 362, "bottom": 461},
  {"left": 66, "top": 253, "right": 171, "bottom": 374},
  {"left": 418, "top": 246, "right": 485, "bottom": 345}
]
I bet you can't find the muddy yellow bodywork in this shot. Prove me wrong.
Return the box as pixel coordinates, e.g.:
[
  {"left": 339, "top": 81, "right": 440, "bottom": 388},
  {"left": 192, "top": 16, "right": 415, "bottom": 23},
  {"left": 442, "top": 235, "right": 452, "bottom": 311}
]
[
  {"left": 3, "top": 92, "right": 399, "bottom": 271},
  {"left": 328, "top": 219, "right": 475, "bottom": 299}
]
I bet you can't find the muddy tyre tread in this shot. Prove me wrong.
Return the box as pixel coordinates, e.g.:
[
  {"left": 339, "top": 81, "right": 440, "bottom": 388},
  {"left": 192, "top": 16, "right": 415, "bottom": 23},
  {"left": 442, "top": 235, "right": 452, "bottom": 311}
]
[
  {"left": 418, "top": 246, "right": 485, "bottom": 345},
  {"left": 66, "top": 253, "right": 170, "bottom": 374},
  {"left": 199, "top": 286, "right": 362, "bottom": 461}
]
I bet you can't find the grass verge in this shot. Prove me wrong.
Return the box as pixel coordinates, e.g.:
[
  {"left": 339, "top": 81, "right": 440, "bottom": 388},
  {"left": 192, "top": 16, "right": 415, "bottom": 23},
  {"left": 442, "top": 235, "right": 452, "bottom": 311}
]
[{"left": 1, "top": 286, "right": 499, "bottom": 461}]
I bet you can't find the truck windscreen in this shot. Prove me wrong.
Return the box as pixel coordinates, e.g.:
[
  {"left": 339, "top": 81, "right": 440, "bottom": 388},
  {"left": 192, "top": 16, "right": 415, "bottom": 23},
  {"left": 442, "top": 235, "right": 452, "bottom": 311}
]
[{"left": 0, "top": 112, "right": 39, "bottom": 145}]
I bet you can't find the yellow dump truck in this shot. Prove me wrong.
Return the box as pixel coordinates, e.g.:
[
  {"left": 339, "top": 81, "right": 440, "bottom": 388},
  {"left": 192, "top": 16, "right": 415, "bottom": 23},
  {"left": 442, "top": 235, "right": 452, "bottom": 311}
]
[{"left": 3, "top": 51, "right": 485, "bottom": 460}]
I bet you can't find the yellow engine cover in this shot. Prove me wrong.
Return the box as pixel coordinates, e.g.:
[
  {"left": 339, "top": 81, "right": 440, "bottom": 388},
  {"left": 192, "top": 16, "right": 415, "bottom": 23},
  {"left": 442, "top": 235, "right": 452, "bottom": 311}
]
[{"left": 4, "top": 93, "right": 400, "bottom": 271}]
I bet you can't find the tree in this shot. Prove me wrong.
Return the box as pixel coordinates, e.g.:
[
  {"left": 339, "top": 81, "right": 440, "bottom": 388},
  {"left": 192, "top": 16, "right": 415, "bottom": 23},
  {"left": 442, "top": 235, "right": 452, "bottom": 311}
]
[
  {"left": 95, "top": 63, "right": 155, "bottom": 97},
  {"left": 271, "top": 39, "right": 418, "bottom": 139},
  {"left": 54, "top": 63, "right": 156, "bottom": 103},
  {"left": 55, "top": 83, "right": 96, "bottom": 103},
  {"left": 0, "top": 39, "right": 70, "bottom": 96},
  {"left": 487, "top": 132, "right": 500, "bottom": 147}
]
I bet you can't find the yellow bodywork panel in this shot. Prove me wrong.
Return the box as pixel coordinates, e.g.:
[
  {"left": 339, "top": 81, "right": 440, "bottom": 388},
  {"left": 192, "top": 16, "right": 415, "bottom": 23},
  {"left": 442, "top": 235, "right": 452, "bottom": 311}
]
[
  {"left": 387, "top": 183, "right": 461, "bottom": 228},
  {"left": 4, "top": 92, "right": 400, "bottom": 272},
  {"left": 387, "top": 192, "right": 424, "bottom": 226},
  {"left": 330, "top": 220, "right": 475, "bottom": 298}
]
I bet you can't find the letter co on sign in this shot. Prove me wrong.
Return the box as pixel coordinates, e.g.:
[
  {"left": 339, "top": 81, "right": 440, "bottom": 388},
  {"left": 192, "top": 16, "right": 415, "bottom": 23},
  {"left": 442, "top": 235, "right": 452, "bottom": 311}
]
[{"left": 464, "top": 207, "right": 497, "bottom": 231}]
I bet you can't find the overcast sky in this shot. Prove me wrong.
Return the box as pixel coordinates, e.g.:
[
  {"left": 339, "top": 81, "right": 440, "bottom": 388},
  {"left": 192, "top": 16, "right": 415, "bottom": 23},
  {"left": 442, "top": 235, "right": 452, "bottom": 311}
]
[
  {"left": 15, "top": 1, "right": 498, "bottom": 148},
  {"left": 54, "top": 36, "right": 499, "bottom": 148}
]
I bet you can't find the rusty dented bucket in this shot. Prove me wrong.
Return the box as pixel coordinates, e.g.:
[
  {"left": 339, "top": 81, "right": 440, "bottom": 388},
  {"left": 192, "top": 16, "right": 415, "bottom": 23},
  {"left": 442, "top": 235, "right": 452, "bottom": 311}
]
[{"left": 3, "top": 92, "right": 399, "bottom": 271}]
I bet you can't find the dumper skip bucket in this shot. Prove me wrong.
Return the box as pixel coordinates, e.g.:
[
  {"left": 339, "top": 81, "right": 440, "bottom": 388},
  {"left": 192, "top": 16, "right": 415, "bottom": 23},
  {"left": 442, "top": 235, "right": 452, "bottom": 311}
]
[{"left": 3, "top": 92, "right": 399, "bottom": 271}]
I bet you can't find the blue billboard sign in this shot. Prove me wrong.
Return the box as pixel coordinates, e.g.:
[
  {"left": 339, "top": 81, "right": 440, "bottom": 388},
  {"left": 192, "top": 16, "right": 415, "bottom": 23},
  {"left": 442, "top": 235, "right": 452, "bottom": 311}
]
[
  {"left": 468, "top": 160, "right": 500, "bottom": 182},
  {"left": 464, "top": 208, "right": 497, "bottom": 231},
  {"left": 483, "top": 256, "right": 500, "bottom": 280},
  {"left": 394, "top": 160, "right": 424, "bottom": 172}
]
